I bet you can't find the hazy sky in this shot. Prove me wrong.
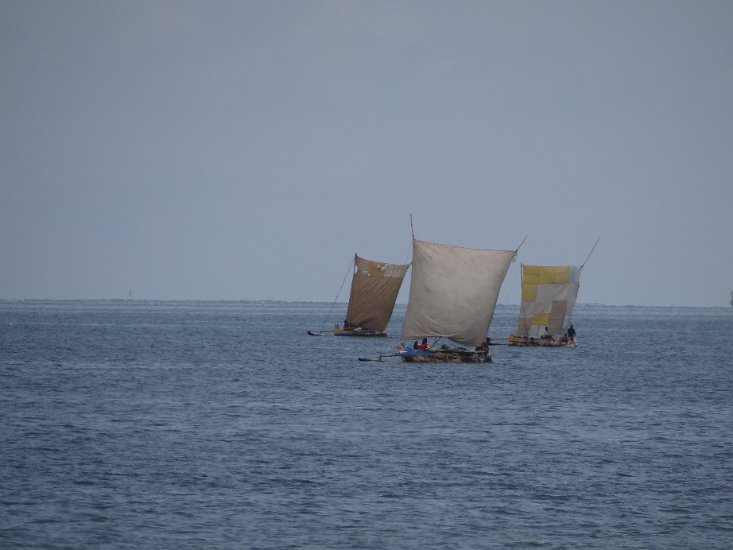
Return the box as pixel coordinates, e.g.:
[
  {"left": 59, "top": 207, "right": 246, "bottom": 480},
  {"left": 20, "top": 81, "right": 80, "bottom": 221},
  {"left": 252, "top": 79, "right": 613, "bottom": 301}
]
[{"left": 2, "top": 0, "right": 732, "bottom": 306}]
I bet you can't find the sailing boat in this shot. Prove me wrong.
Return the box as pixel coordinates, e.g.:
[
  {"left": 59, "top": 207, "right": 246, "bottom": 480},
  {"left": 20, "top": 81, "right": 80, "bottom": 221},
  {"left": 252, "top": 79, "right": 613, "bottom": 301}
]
[
  {"left": 398, "top": 237, "right": 516, "bottom": 363},
  {"left": 331, "top": 255, "right": 409, "bottom": 337},
  {"left": 507, "top": 238, "right": 597, "bottom": 347},
  {"left": 508, "top": 264, "right": 581, "bottom": 347}
]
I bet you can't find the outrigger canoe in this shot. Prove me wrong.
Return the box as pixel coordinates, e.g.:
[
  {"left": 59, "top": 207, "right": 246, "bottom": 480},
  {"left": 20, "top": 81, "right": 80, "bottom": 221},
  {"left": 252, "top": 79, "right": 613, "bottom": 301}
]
[
  {"left": 334, "top": 326, "right": 388, "bottom": 337},
  {"left": 507, "top": 335, "right": 576, "bottom": 348},
  {"left": 398, "top": 344, "right": 492, "bottom": 363}
]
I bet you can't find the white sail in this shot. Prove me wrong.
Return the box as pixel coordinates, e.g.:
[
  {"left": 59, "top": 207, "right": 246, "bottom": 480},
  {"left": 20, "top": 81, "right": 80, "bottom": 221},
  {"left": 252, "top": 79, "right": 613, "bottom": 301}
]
[
  {"left": 401, "top": 239, "right": 515, "bottom": 346},
  {"left": 516, "top": 264, "right": 581, "bottom": 338}
]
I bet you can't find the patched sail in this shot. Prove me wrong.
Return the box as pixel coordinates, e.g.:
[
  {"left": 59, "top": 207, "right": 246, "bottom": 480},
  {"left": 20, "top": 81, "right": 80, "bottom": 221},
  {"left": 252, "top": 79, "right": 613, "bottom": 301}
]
[
  {"left": 401, "top": 239, "right": 515, "bottom": 346},
  {"left": 345, "top": 255, "right": 409, "bottom": 332},
  {"left": 516, "top": 264, "right": 580, "bottom": 338}
]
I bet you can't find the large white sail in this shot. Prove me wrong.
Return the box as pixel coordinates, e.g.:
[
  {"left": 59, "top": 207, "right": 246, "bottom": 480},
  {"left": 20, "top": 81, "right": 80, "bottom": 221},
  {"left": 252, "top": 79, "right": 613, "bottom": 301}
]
[
  {"left": 345, "top": 255, "right": 409, "bottom": 332},
  {"left": 516, "top": 264, "right": 580, "bottom": 338},
  {"left": 401, "top": 239, "right": 515, "bottom": 346}
]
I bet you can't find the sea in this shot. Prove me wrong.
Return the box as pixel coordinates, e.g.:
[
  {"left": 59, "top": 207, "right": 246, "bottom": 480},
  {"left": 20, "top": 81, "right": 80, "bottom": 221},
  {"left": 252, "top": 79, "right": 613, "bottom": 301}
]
[{"left": 1, "top": 300, "right": 731, "bottom": 549}]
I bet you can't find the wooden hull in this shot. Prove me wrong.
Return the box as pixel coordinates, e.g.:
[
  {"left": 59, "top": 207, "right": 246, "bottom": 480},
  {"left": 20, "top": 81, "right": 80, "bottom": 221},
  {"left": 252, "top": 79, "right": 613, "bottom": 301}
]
[
  {"left": 508, "top": 335, "right": 576, "bottom": 348},
  {"left": 398, "top": 347, "right": 492, "bottom": 363},
  {"left": 333, "top": 327, "right": 388, "bottom": 337}
]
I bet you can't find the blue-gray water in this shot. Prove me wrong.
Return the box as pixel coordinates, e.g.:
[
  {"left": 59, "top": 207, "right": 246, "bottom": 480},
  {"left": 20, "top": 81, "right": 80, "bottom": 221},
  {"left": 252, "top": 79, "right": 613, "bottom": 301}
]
[{"left": 1, "top": 300, "right": 732, "bottom": 548}]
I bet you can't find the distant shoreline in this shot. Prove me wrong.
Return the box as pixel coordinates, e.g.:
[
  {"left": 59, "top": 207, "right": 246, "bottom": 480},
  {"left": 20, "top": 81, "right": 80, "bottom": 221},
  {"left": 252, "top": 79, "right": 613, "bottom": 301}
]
[{"left": 0, "top": 298, "right": 729, "bottom": 310}]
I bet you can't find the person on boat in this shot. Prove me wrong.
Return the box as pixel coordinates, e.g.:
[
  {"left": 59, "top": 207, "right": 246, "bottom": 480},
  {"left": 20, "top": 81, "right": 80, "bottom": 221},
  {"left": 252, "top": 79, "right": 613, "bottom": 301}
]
[
  {"left": 567, "top": 324, "right": 576, "bottom": 340},
  {"left": 417, "top": 338, "right": 429, "bottom": 350},
  {"left": 343, "top": 319, "right": 351, "bottom": 329},
  {"left": 413, "top": 340, "right": 419, "bottom": 349},
  {"left": 542, "top": 326, "right": 551, "bottom": 339}
]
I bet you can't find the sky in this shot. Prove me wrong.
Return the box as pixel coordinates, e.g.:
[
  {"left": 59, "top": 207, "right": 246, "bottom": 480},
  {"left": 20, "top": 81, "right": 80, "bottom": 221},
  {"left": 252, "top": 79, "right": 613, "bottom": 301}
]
[{"left": 1, "top": 0, "right": 732, "bottom": 307}]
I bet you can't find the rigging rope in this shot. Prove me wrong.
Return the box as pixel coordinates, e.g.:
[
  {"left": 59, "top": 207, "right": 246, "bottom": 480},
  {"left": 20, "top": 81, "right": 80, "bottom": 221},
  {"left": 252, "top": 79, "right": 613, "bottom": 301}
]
[
  {"left": 402, "top": 234, "right": 412, "bottom": 266},
  {"left": 498, "top": 235, "right": 526, "bottom": 308},
  {"left": 320, "top": 255, "right": 355, "bottom": 332}
]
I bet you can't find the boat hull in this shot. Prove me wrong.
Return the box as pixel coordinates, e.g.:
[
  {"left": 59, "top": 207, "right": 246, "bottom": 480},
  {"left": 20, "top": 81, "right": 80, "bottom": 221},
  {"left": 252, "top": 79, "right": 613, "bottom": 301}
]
[
  {"left": 398, "top": 347, "right": 492, "bottom": 363},
  {"left": 333, "top": 327, "right": 388, "bottom": 337},
  {"left": 508, "top": 335, "right": 576, "bottom": 348}
]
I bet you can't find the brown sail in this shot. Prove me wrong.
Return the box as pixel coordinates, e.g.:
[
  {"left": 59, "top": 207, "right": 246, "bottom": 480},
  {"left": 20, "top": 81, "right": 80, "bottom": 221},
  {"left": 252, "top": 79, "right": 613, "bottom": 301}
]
[{"left": 343, "top": 255, "right": 409, "bottom": 333}]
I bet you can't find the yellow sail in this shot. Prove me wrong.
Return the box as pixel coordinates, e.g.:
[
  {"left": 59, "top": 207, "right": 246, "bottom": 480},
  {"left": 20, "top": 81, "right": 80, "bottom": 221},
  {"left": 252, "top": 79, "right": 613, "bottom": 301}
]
[{"left": 516, "top": 264, "right": 580, "bottom": 338}]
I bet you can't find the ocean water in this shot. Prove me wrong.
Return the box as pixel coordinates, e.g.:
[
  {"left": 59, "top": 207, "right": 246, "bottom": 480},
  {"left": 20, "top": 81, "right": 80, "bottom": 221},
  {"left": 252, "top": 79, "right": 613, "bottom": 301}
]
[{"left": 1, "top": 300, "right": 732, "bottom": 549}]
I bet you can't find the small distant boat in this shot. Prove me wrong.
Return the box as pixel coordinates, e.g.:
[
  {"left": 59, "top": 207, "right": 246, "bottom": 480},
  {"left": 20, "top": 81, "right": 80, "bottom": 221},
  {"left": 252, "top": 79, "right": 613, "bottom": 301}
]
[
  {"left": 508, "top": 238, "right": 598, "bottom": 348},
  {"left": 310, "top": 254, "right": 409, "bottom": 337},
  {"left": 508, "top": 264, "right": 581, "bottom": 347},
  {"left": 398, "top": 236, "right": 517, "bottom": 363},
  {"left": 335, "top": 255, "right": 409, "bottom": 336}
]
